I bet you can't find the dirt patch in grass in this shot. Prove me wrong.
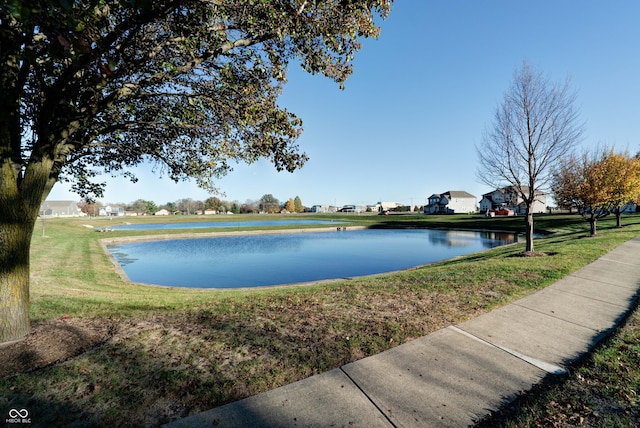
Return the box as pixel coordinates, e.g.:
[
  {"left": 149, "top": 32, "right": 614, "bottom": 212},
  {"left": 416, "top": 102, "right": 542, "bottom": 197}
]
[
  {"left": 0, "top": 318, "right": 113, "bottom": 378},
  {"left": 514, "top": 251, "right": 548, "bottom": 257}
]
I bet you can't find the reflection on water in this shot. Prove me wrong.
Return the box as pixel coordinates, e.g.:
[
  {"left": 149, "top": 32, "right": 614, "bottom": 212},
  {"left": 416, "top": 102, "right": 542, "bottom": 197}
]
[
  {"left": 108, "top": 251, "right": 138, "bottom": 267},
  {"left": 427, "top": 230, "right": 518, "bottom": 247},
  {"left": 108, "top": 229, "right": 517, "bottom": 289}
]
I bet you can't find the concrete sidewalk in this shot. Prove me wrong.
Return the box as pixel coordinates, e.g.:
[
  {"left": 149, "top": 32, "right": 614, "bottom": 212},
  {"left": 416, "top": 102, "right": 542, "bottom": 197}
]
[{"left": 164, "top": 236, "right": 640, "bottom": 428}]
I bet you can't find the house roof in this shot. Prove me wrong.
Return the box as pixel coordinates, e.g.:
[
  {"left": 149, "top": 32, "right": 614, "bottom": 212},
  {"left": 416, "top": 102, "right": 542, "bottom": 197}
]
[
  {"left": 443, "top": 191, "right": 476, "bottom": 199},
  {"left": 429, "top": 191, "right": 476, "bottom": 199},
  {"left": 40, "top": 200, "right": 78, "bottom": 210},
  {"left": 482, "top": 186, "right": 546, "bottom": 198}
]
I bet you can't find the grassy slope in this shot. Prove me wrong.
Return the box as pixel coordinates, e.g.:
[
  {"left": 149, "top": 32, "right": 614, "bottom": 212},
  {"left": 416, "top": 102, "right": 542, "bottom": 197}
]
[{"left": 2, "top": 213, "right": 639, "bottom": 427}]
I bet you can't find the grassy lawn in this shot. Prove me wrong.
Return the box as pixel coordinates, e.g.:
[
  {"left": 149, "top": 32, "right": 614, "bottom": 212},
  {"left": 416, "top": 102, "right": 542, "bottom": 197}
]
[{"left": 2, "top": 213, "right": 639, "bottom": 427}]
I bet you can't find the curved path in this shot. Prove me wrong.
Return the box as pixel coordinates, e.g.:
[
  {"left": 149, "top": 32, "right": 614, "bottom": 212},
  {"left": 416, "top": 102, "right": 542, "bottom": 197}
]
[{"left": 164, "top": 236, "right": 640, "bottom": 428}]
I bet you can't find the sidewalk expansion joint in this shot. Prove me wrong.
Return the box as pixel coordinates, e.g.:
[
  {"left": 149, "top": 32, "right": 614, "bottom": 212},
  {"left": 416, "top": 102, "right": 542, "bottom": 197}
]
[
  {"left": 448, "top": 326, "right": 567, "bottom": 375},
  {"left": 511, "top": 301, "right": 602, "bottom": 334},
  {"left": 599, "top": 257, "right": 640, "bottom": 266},
  {"left": 568, "top": 272, "right": 640, "bottom": 293},
  {"left": 339, "top": 366, "right": 398, "bottom": 428}
]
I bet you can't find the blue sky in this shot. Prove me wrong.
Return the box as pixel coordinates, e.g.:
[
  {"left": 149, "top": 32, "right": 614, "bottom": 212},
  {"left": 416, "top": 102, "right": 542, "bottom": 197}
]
[{"left": 48, "top": 1, "right": 640, "bottom": 207}]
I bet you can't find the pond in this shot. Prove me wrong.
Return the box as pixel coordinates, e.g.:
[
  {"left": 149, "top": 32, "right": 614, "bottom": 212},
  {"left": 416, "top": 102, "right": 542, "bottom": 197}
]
[
  {"left": 110, "top": 219, "right": 346, "bottom": 231},
  {"left": 107, "top": 229, "right": 517, "bottom": 289}
]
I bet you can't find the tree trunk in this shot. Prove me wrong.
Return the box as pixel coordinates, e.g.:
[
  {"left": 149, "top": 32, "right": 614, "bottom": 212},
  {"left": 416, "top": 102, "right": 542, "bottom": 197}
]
[
  {"left": 0, "top": 157, "right": 53, "bottom": 343},
  {"left": 0, "top": 208, "right": 37, "bottom": 343},
  {"left": 616, "top": 210, "right": 622, "bottom": 228},
  {"left": 525, "top": 208, "right": 534, "bottom": 253},
  {"left": 589, "top": 218, "right": 597, "bottom": 236}
]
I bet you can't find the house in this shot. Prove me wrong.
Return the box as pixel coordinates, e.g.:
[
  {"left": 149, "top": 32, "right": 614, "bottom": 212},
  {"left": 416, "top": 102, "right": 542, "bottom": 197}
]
[
  {"left": 423, "top": 191, "right": 476, "bottom": 214},
  {"left": 39, "top": 200, "right": 83, "bottom": 217},
  {"left": 479, "top": 186, "right": 547, "bottom": 215},
  {"left": 100, "top": 205, "right": 126, "bottom": 217},
  {"left": 311, "top": 205, "right": 330, "bottom": 213},
  {"left": 379, "top": 202, "right": 399, "bottom": 211}
]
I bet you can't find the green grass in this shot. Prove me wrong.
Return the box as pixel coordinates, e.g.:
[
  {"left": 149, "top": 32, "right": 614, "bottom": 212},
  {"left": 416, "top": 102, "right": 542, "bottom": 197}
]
[{"left": 2, "top": 212, "right": 640, "bottom": 427}]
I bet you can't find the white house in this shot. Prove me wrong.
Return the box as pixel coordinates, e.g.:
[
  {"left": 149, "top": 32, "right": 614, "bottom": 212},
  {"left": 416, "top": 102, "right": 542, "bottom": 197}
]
[
  {"left": 479, "top": 186, "right": 547, "bottom": 215},
  {"left": 379, "top": 201, "right": 400, "bottom": 211},
  {"left": 423, "top": 191, "right": 476, "bottom": 214},
  {"left": 100, "top": 205, "right": 126, "bottom": 217},
  {"left": 39, "top": 200, "right": 83, "bottom": 217},
  {"left": 311, "top": 205, "right": 329, "bottom": 213}
]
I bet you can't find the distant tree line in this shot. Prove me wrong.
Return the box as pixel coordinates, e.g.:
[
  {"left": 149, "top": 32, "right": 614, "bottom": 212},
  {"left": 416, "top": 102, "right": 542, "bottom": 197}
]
[{"left": 78, "top": 194, "right": 307, "bottom": 215}]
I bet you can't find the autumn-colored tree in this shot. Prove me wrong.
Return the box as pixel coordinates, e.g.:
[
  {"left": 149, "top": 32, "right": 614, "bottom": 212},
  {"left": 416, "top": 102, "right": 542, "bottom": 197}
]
[
  {"left": 285, "top": 198, "right": 296, "bottom": 212},
  {"left": 551, "top": 148, "right": 639, "bottom": 235},
  {"left": 77, "top": 199, "right": 96, "bottom": 216},
  {"left": 603, "top": 151, "right": 640, "bottom": 227},
  {"left": 205, "top": 196, "right": 231, "bottom": 213},
  {"left": 0, "top": 0, "right": 391, "bottom": 342}
]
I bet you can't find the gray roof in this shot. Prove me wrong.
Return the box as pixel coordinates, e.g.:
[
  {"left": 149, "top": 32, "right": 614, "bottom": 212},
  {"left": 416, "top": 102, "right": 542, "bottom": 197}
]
[
  {"left": 40, "top": 200, "right": 78, "bottom": 209},
  {"left": 429, "top": 191, "right": 476, "bottom": 200},
  {"left": 482, "top": 186, "right": 546, "bottom": 198},
  {"left": 443, "top": 191, "right": 476, "bottom": 199}
]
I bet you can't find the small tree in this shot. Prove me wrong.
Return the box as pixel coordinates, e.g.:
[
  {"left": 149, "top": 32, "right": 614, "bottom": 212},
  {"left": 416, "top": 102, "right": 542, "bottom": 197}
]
[
  {"left": 285, "top": 198, "right": 296, "bottom": 213},
  {"left": 603, "top": 151, "right": 640, "bottom": 227},
  {"left": 294, "top": 196, "right": 304, "bottom": 213},
  {"left": 163, "top": 202, "right": 177, "bottom": 214},
  {"left": 259, "top": 194, "right": 280, "bottom": 213},
  {"left": 477, "top": 62, "right": 583, "bottom": 253},
  {"left": 240, "top": 199, "right": 258, "bottom": 214},
  {"left": 204, "top": 197, "right": 222, "bottom": 212},
  {"left": 77, "top": 199, "right": 96, "bottom": 216},
  {"left": 128, "top": 199, "right": 156, "bottom": 215}
]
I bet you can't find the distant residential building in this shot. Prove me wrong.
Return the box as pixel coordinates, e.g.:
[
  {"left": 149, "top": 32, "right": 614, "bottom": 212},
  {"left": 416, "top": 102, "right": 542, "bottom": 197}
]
[
  {"left": 39, "top": 200, "right": 83, "bottom": 217},
  {"left": 424, "top": 191, "right": 476, "bottom": 214},
  {"left": 479, "top": 186, "right": 547, "bottom": 215},
  {"left": 155, "top": 209, "right": 170, "bottom": 216},
  {"left": 100, "top": 205, "right": 126, "bottom": 217},
  {"left": 379, "top": 201, "right": 399, "bottom": 211}
]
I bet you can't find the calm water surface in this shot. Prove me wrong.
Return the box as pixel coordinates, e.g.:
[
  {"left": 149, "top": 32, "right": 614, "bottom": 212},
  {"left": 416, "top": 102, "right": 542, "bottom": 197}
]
[{"left": 107, "top": 229, "right": 516, "bottom": 288}]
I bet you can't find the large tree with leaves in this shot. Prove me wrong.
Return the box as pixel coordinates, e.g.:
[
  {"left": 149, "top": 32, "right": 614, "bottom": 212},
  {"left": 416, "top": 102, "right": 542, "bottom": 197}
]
[
  {"left": 0, "top": 0, "right": 392, "bottom": 343},
  {"left": 603, "top": 151, "right": 640, "bottom": 227},
  {"left": 477, "top": 62, "right": 583, "bottom": 254},
  {"left": 552, "top": 148, "right": 640, "bottom": 235}
]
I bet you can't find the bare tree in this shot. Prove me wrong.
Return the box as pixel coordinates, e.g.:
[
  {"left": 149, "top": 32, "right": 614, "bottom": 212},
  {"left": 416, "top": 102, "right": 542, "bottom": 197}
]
[{"left": 477, "top": 62, "right": 583, "bottom": 253}]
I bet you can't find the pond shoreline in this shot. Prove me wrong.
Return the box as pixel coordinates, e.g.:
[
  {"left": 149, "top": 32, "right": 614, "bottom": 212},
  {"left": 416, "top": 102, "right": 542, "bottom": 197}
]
[
  {"left": 99, "top": 226, "right": 368, "bottom": 288},
  {"left": 98, "top": 225, "right": 368, "bottom": 246},
  {"left": 99, "top": 226, "right": 515, "bottom": 289}
]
